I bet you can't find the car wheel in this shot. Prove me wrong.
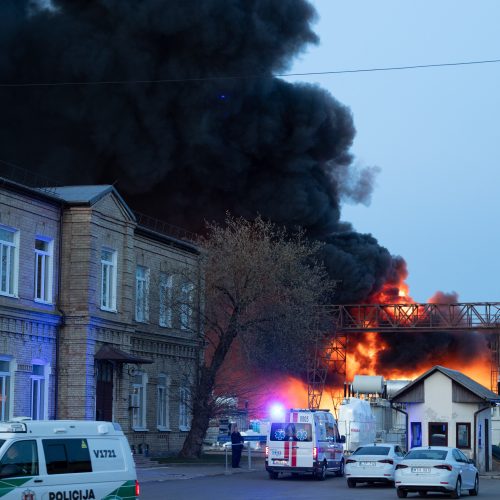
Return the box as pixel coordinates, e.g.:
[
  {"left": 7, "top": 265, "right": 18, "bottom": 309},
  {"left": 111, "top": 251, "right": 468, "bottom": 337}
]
[
  {"left": 450, "top": 477, "right": 461, "bottom": 499},
  {"left": 336, "top": 459, "right": 345, "bottom": 477},
  {"left": 396, "top": 488, "right": 408, "bottom": 498},
  {"left": 268, "top": 471, "right": 279, "bottom": 480},
  {"left": 468, "top": 475, "right": 479, "bottom": 496},
  {"left": 316, "top": 462, "right": 327, "bottom": 481},
  {"left": 347, "top": 478, "right": 356, "bottom": 488}
]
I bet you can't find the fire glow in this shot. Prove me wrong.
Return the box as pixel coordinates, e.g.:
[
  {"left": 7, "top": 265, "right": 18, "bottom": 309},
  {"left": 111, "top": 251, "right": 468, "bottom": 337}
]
[
  {"left": 275, "top": 278, "right": 493, "bottom": 412},
  {"left": 347, "top": 279, "right": 492, "bottom": 388}
]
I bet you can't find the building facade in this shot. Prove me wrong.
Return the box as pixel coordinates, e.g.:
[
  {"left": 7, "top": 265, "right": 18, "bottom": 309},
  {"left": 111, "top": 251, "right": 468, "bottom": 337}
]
[
  {"left": 0, "top": 179, "right": 202, "bottom": 456},
  {"left": 391, "top": 365, "right": 500, "bottom": 472}
]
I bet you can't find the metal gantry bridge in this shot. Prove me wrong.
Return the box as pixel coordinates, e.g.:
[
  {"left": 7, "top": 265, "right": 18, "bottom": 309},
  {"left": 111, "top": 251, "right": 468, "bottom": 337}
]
[{"left": 307, "top": 302, "right": 500, "bottom": 409}]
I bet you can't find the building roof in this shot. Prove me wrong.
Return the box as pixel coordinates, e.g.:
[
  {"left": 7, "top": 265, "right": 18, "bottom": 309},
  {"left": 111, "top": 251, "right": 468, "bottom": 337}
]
[
  {"left": 24, "top": 181, "right": 197, "bottom": 252},
  {"left": 49, "top": 185, "right": 115, "bottom": 204},
  {"left": 49, "top": 184, "right": 136, "bottom": 222},
  {"left": 391, "top": 365, "right": 500, "bottom": 403}
]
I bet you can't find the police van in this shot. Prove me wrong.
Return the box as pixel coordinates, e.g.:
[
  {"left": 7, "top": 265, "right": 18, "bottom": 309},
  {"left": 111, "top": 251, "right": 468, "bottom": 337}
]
[
  {"left": 265, "top": 408, "right": 345, "bottom": 480},
  {"left": 0, "top": 420, "right": 139, "bottom": 499}
]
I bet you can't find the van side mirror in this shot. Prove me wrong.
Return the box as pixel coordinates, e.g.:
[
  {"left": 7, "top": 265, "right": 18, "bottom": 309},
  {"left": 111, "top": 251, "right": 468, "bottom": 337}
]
[
  {"left": 468, "top": 459, "right": 476, "bottom": 466},
  {"left": 339, "top": 435, "right": 346, "bottom": 444}
]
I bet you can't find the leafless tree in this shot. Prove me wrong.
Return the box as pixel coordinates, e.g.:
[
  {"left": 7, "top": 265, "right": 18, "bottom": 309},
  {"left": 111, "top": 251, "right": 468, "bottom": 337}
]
[{"left": 179, "top": 214, "right": 335, "bottom": 458}]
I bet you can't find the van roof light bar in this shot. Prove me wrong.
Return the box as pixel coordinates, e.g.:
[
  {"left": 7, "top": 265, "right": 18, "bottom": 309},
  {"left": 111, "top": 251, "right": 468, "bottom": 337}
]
[{"left": 0, "top": 422, "right": 27, "bottom": 433}]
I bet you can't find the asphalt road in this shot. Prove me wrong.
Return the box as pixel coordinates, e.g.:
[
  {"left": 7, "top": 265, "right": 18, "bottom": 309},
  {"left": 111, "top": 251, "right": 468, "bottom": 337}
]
[{"left": 140, "top": 469, "right": 500, "bottom": 500}]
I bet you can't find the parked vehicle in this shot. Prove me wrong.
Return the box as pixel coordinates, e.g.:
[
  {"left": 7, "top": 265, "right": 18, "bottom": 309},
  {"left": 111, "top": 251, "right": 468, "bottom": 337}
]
[
  {"left": 394, "top": 446, "right": 478, "bottom": 498},
  {"left": 0, "top": 419, "right": 139, "bottom": 499},
  {"left": 345, "top": 442, "right": 405, "bottom": 487},
  {"left": 265, "top": 408, "right": 345, "bottom": 480}
]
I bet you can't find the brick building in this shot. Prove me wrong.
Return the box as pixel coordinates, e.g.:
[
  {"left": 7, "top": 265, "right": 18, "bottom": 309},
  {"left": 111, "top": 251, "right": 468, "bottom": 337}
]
[{"left": 0, "top": 178, "right": 202, "bottom": 456}]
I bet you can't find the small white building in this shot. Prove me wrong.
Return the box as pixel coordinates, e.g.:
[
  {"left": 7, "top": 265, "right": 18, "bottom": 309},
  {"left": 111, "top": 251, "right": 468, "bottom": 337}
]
[
  {"left": 492, "top": 405, "right": 500, "bottom": 447},
  {"left": 391, "top": 365, "right": 500, "bottom": 472}
]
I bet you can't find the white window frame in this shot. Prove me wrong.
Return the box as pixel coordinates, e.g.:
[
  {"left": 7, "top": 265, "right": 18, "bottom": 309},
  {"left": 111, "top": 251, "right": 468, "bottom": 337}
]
[
  {"left": 0, "top": 226, "right": 19, "bottom": 298},
  {"left": 179, "top": 384, "right": 191, "bottom": 431},
  {"left": 34, "top": 237, "right": 54, "bottom": 303},
  {"left": 157, "top": 374, "right": 170, "bottom": 431},
  {"left": 159, "top": 273, "right": 173, "bottom": 328},
  {"left": 135, "top": 266, "right": 150, "bottom": 322},
  {"left": 100, "top": 248, "right": 117, "bottom": 311},
  {"left": 131, "top": 372, "right": 148, "bottom": 431},
  {"left": 0, "top": 356, "right": 14, "bottom": 421},
  {"left": 30, "top": 363, "right": 50, "bottom": 420},
  {"left": 180, "top": 282, "right": 195, "bottom": 331}
]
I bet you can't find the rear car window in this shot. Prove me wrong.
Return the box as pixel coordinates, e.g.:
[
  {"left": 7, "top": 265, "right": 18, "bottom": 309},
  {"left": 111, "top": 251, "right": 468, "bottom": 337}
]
[
  {"left": 269, "top": 423, "right": 312, "bottom": 442},
  {"left": 353, "top": 446, "right": 390, "bottom": 456},
  {"left": 405, "top": 449, "right": 448, "bottom": 460},
  {"left": 43, "top": 438, "right": 92, "bottom": 474}
]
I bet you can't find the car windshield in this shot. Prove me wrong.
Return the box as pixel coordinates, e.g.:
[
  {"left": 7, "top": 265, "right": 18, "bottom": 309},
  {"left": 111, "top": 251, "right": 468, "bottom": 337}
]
[
  {"left": 405, "top": 449, "right": 448, "bottom": 460},
  {"left": 353, "top": 446, "right": 390, "bottom": 456}
]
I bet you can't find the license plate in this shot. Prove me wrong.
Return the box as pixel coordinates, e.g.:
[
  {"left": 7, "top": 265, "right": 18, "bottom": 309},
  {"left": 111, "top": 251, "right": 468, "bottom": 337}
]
[
  {"left": 411, "top": 467, "right": 431, "bottom": 473},
  {"left": 360, "top": 461, "right": 376, "bottom": 466},
  {"left": 272, "top": 459, "right": 288, "bottom": 465}
]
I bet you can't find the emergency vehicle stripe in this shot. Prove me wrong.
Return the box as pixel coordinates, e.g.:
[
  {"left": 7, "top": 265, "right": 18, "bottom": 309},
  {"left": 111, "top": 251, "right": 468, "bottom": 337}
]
[
  {"left": 289, "top": 413, "right": 297, "bottom": 466},
  {"left": 291, "top": 442, "right": 297, "bottom": 466},
  {"left": 284, "top": 440, "right": 290, "bottom": 462}
]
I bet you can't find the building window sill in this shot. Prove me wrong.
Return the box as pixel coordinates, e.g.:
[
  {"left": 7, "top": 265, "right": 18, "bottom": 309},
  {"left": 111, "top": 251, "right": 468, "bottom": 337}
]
[
  {"left": 34, "top": 298, "right": 53, "bottom": 305},
  {"left": 132, "top": 427, "right": 149, "bottom": 432},
  {"left": 101, "top": 306, "right": 117, "bottom": 313},
  {"left": 157, "top": 426, "right": 171, "bottom": 432}
]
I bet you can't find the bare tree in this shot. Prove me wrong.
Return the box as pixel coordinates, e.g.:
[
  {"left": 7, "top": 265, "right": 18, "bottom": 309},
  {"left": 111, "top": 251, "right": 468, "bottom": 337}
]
[{"left": 179, "top": 214, "right": 334, "bottom": 458}]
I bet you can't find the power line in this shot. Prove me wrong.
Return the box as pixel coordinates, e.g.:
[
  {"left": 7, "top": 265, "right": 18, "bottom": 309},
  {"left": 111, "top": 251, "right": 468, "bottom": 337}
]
[{"left": 0, "top": 58, "right": 499, "bottom": 88}]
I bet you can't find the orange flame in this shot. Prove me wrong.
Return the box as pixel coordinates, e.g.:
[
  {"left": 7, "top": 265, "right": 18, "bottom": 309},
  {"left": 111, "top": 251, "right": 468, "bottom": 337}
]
[{"left": 345, "top": 279, "right": 491, "bottom": 388}]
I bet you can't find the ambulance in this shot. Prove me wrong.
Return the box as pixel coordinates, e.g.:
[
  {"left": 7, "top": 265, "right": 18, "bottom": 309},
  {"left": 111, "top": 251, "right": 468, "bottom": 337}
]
[
  {"left": 265, "top": 408, "right": 345, "bottom": 480},
  {"left": 0, "top": 420, "right": 139, "bottom": 499}
]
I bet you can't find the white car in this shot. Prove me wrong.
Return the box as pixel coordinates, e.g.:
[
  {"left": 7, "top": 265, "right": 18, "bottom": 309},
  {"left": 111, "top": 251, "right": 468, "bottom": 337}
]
[
  {"left": 394, "top": 446, "right": 479, "bottom": 498},
  {"left": 345, "top": 443, "right": 405, "bottom": 487}
]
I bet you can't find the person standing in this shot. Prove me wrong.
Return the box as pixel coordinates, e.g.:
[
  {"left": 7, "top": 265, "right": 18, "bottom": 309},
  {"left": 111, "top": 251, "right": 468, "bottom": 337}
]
[{"left": 230, "top": 423, "right": 244, "bottom": 468}]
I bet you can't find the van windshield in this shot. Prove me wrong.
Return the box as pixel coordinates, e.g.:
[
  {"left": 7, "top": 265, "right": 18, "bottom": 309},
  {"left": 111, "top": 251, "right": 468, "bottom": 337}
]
[{"left": 270, "top": 423, "right": 312, "bottom": 442}]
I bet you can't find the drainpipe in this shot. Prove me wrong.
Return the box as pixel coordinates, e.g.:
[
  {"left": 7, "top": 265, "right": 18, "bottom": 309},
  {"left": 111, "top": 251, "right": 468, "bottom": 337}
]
[
  {"left": 391, "top": 403, "right": 409, "bottom": 451},
  {"left": 473, "top": 403, "right": 490, "bottom": 467},
  {"left": 54, "top": 204, "right": 65, "bottom": 420}
]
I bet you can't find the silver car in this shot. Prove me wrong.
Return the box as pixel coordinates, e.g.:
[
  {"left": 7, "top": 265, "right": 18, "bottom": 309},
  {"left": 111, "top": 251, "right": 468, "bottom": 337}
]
[{"left": 394, "top": 446, "right": 479, "bottom": 498}]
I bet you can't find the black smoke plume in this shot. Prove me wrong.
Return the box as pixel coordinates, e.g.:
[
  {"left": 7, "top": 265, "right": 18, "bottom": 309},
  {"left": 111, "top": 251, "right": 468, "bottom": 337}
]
[{"left": 0, "top": 1, "right": 486, "bottom": 372}]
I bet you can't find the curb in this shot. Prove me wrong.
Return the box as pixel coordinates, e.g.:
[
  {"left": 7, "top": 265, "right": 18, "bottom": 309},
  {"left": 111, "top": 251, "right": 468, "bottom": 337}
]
[{"left": 136, "top": 465, "right": 260, "bottom": 482}]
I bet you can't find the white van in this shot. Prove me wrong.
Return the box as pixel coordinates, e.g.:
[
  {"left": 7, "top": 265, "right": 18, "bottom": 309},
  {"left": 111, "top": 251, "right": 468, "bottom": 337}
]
[
  {"left": 0, "top": 420, "right": 139, "bottom": 499},
  {"left": 265, "top": 408, "right": 345, "bottom": 480}
]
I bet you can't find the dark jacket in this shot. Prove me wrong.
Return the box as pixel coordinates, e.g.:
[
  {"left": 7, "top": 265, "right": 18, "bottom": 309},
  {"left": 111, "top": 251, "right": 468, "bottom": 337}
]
[{"left": 231, "top": 431, "right": 244, "bottom": 447}]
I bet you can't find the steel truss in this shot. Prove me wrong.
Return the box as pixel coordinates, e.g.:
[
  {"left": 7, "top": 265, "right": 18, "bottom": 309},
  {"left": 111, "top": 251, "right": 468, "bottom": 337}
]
[{"left": 307, "top": 302, "right": 500, "bottom": 408}]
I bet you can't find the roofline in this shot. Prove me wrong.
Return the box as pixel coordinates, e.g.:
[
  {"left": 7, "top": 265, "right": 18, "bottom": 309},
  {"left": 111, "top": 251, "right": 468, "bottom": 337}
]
[
  {"left": 50, "top": 185, "right": 136, "bottom": 222},
  {"left": 0, "top": 176, "right": 64, "bottom": 206},
  {"left": 1, "top": 177, "right": 198, "bottom": 252},
  {"left": 135, "top": 225, "right": 200, "bottom": 255},
  {"left": 391, "top": 365, "right": 499, "bottom": 402}
]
